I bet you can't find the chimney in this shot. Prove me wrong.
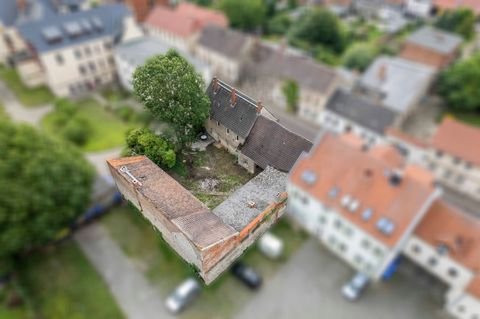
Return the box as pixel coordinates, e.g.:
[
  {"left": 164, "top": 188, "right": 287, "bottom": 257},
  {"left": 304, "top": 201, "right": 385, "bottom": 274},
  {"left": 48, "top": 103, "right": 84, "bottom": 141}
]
[
  {"left": 256, "top": 100, "right": 263, "bottom": 114},
  {"left": 230, "top": 88, "right": 237, "bottom": 106},
  {"left": 378, "top": 64, "right": 387, "bottom": 82},
  {"left": 212, "top": 76, "right": 219, "bottom": 93}
]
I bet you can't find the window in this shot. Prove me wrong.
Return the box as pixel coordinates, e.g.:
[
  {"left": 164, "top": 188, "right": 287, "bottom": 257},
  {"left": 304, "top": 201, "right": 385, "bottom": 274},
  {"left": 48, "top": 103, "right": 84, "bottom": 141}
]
[
  {"left": 104, "top": 40, "right": 112, "bottom": 50},
  {"left": 428, "top": 257, "right": 437, "bottom": 267},
  {"left": 455, "top": 175, "right": 465, "bottom": 185},
  {"left": 300, "top": 196, "right": 309, "bottom": 205},
  {"left": 78, "top": 64, "right": 86, "bottom": 75},
  {"left": 354, "top": 255, "right": 363, "bottom": 265},
  {"left": 74, "top": 49, "right": 82, "bottom": 59},
  {"left": 319, "top": 215, "right": 326, "bottom": 224},
  {"left": 108, "top": 56, "right": 115, "bottom": 66},
  {"left": 216, "top": 121, "right": 219, "bottom": 126},
  {"left": 457, "top": 305, "right": 465, "bottom": 313},
  {"left": 412, "top": 244, "right": 421, "bottom": 254},
  {"left": 236, "top": 135, "right": 239, "bottom": 141},
  {"left": 55, "top": 53, "right": 64, "bottom": 65},
  {"left": 448, "top": 268, "right": 458, "bottom": 278},
  {"left": 226, "top": 128, "right": 230, "bottom": 134},
  {"left": 84, "top": 46, "right": 92, "bottom": 56},
  {"left": 373, "top": 247, "right": 383, "bottom": 258},
  {"left": 88, "top": 62, "right": 96, "bottom": 72},
  {"left": 436, "top": 150, "right": 443, "bottom": 158},
  {"left": 344, "top": 227, "right": 353, "bottom": 237},
  {"left": 339, "top": 242, "right": 347, "bottom": 252},
  {"left": 453, "top": 157, "right": 461, "bottom": 165},
  {"left": 334, "top": 219, "right": 342, "bottom": 229},
  {"left": 361, "top": 239, "right": 370, "bottom": 249},
  {"left": 466, "top": 162, "right": 472, "bottom": 170}
]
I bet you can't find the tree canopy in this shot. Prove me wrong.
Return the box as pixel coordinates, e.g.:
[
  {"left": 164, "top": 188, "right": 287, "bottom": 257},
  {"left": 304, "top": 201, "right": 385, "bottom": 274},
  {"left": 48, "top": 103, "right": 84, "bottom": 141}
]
[
  {"left": 0, "top": 119, "right": 94, "bottom": 273},
  {"left": 133, "top": 50, "right": 210, "bottom": 147},
  {"left": 288, "top": 8, "right": 346, "bottom": 53},
  {"left": 125, "top": 128, "right": 176, "bottom": 169},
  {"left": 438, "top": 53, "right": 480, "bottom": 112},
  {"left": 435, "top": 8, "right": 475, "bottom": 39},
  {"left": 282, "top": 79, "right": 299, "bottom": 113},
  {"left": 219, "top": 0, "right": 266, "bottom": 31},
  {"left": 342, "top": 43, "right": 377, "bottom": 72}
]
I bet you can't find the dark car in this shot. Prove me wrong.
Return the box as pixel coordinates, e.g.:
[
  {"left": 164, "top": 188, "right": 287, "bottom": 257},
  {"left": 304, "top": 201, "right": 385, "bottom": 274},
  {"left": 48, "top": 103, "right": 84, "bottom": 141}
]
[{"left": 231, "top": 262, "right": 262, "bottom": 290}]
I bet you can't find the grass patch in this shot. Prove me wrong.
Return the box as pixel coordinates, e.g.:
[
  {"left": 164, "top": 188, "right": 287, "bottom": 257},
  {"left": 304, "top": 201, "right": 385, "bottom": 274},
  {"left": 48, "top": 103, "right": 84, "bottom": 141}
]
[
  {"left": 101, "top": 87, "right": 131, "bottom": 104},
  {"left": 42, "top": 99, "right": 135, "bottom": 152},
  {"left": 2, "top": 241, "right": 124, "bottom": 319},
  {"left": 0, "top": 66, "right": 54, "bottom": 107}
]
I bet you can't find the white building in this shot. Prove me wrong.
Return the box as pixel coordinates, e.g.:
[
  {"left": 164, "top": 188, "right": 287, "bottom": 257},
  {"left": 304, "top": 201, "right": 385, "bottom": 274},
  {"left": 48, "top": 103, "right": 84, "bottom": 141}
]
[
  {"left": 114, "top": 36, "right": 211, "bottom": 92},
  {"left": 406, "top": 0, "right": 433, "bottom": 17}
]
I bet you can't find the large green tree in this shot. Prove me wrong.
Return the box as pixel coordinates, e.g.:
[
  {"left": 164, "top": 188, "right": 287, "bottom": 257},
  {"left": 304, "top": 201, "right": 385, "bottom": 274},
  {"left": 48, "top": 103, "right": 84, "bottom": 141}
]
[
  {"left": 125, "top": 128, "right": 176, "bottom": 168},
  {"left": 435, "top": 8, "right": 475, "bottom": 39},
  {"left": 219, "top": 0, "right": 266, "bottom": 31},
  {"left": 438, "top": 53, "right": 480, "bottom": 112},
  {"left": 288, "top": 8, "right": 346, "bottom": 53},
  {"left": 133, "top": 50, "right": 210, "bottom": 147},
  {"left": 343, "top": 43, "right": 377, "bottom": 71},
  {"left": 0, "top": 119, "right": 94, "bottom": 273}
]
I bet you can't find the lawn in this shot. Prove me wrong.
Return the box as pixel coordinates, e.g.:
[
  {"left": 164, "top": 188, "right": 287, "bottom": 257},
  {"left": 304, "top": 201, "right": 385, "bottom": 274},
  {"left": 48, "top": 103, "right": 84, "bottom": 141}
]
[
  {"left": 42, "top": 99, "right": 135, "bottom": 152},
  {"left": 1, "top": 241, "right": 123, "bottom": 319},
  {"left": 0, "top": 66, "right": 54, "bottom": 107}
]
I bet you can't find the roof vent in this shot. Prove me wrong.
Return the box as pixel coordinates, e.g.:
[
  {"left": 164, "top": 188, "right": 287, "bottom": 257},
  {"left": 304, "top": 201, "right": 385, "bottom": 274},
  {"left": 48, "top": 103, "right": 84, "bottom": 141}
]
[
  {"left": 301, "top": 170, "right": 317, "bottom": 185},
  {"left": 362, "top": 208, "right": 373, "bottom": 221},
  {"left": 247, "top": 200, "right": 256, "bottom": 208}
]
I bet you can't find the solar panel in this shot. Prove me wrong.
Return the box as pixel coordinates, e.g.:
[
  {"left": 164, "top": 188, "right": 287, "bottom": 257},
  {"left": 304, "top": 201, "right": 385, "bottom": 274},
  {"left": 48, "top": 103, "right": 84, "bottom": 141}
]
[
  {"left": 301, "top": 170, "right": 317, "bottom": 185},
  {"left": 64, "top": 21, "right": 83, "bottom": 37},
  {"left": 42, "top": 26, "right": 63, "bottom": 43}
]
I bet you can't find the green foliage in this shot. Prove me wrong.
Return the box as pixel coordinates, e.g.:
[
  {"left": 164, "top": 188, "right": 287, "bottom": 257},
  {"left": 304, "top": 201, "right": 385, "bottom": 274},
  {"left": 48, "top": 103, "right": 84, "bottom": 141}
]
[
  {"left": 343, "top": 43, "right": 377, "bottom": 71},
  {"left": 219, "top": 0, "right": 266, "bottom": 31},
  {"left": 267, "top": 13, "right": 291, "bottom": 35},
  {"left": 435, "top": 8, "right": 475, "bottom": 39},
  {"left": 115, "top": 105, "right": 135, "bottom": 122},
  {"left": 133, "top": 50, "right": 210, "bottom": 147},
  {"left": 282, "top": 79, "right": 299, "bottom": 113},
  {"left": 288, "top": 8, "right": 346, "bottom": 53},
  {"left": 0, "top": 120, "right": 94, "bottom": 272},
  {"left": 190, "top": 0, "right": 213, "bottom": 6},
  {"left": 62, "top": 117, "right": 91, "bottom": 146},
  {"left": 438, "top": 54, "right": 480, "bottom": 112},
  {"left": 126, "top": 128, "right": 176, "bottom": 168}
]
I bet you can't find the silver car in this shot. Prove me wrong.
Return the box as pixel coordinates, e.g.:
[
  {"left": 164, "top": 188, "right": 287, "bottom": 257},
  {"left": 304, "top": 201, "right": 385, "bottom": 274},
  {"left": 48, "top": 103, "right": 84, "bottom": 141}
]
[
  {"left": 165, "top": 278, "right": 201, "bottom": 314},
  {"left": 342, "top": 272, "right": 370, "bottom": 301}
]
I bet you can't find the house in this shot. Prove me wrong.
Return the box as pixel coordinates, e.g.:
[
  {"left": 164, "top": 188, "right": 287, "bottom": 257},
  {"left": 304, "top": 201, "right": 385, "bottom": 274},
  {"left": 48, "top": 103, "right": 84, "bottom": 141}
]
[
  {"left": 387, "top": 117, "right": 480, "bottom": 202},
  {"left": 205, "top": 78, "right": 262, "bottom": 154},
  {"left": 358, "top": 56, "right": 436, "bottom": 121},
  {"left": 114, "top": 36, "right": 211, "bottom": 91},
  {"left": 399, "top": 26, "right": 463, "bottom": 69},
  {"left": 195, "top": 25, "right": 252, "bottom": 83},
  {"left": 14, "top": 3, "right": 134, "bottom": 96},
  {"left": 352, "top": 0, "right": 404, "bottom": 18},
  {"left": 318, "top": 89, "right": 398, "bottom": 146},
  {"left": 433, "top": 0, "right": 480, "bottom": 15},
  {"left": 405, "top": 0, "right": 434, "bottom": 17},
  {"left": 123, "top": 0, "right": 169, "bottom": 22},
  {"left": 288, "top": 132, "right": 441, "bottom": 280},
  {"left": 287, "top": 132, "right": 480, "bottom": 319},
  {"left": 238, "top": 116, "right": 313, "bottom": 173},
  {"left": 144, "top": 2, "right": 228, "bottom": 52},
  {"left": 403, "top": 200, "right": 480, "bottom": 319},
  {"left": 108, "top": 156, "right": 288, "bottom": 284}
]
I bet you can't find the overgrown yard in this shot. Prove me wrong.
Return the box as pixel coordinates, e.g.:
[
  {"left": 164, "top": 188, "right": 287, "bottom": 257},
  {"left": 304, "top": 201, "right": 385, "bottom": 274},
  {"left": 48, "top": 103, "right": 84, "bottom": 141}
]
[
  {"left": 0, "top": 66, "right": 54, "bottom": 107},
  {"left": 42, "top": 99, "right": 136, "bottom": 152},
  {"left": 101, "top": 146, "right": 307, "bottom": 318},
  {"left": 1, "top": 241, "right": 123, "bottom": 319}
]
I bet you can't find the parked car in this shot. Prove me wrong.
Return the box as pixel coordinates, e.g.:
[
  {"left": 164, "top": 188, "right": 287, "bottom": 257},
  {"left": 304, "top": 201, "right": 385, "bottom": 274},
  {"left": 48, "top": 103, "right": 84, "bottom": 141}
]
[
  {"left": 231, "top": 262, "right": 262, "bottom": 290},
  {"left": 342, "top": 272, "right": 370, "bottom": 301},
  {"left": 165, "top": 278, "right": 201, "bottom": 314},
  {"left": 258, "top": 232, "right": 284, "bottom": 260}
]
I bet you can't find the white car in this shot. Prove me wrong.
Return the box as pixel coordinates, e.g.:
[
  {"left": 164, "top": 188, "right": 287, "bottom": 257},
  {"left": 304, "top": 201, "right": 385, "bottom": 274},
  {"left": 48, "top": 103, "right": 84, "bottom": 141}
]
[
  {"left": 165, "top": 278, "right": 201, "bottom": 314},
  {"left": 342, "top": 273, "right": 370, "bottom": 301},
  {"left": 258, "top": 232, "right": 284, "bottom": 260}
]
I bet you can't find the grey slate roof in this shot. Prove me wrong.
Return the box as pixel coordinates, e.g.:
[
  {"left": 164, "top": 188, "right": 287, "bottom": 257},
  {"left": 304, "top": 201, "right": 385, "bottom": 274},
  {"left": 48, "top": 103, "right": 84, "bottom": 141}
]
[
  {"left": 115, "top": 36, "right": 208, "bottom": 71},
  {"left": 0, "top": 1, "right": 18, "bottom": 26},
  {"left": 197, "top": 24, "right": 250, "bottom": 60},
  {"left": 17, "top": 3, "right": 130, "bottom": 53},
  {"left": 207, "top": 79, "right": 259, "bottom": 139},
  {"left": 406, "top": 26, "right": 463, "bottom": 54},
  {"left": 240, "top": 116, "right": 313, "bottom": 172},
  {"left": 213, "top": 166, "right": 287, "bottom": 231},
  {"left": 326, "top": 89, "right": 397, "bottom": 134}
]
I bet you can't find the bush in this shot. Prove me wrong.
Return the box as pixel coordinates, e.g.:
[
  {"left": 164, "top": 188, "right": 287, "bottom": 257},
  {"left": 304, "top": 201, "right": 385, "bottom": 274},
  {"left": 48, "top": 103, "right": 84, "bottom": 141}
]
[
  {"left": 435, "top": 8, "right": 475, "bottom": 39},
  {"left": 115, "top": 105, "right": 135, "bottom": 122},
  {"left": 267, "top": 14, "right": 291, "bottom": 35},
  {"left": 343, "top": 43, "right": 377, "bottom": 71},
  {"left": 62, "top": 117, "right": 91, "bottom": 146},
  {"left": 126, "top": 128, "right": 176, "bottom": 168}
]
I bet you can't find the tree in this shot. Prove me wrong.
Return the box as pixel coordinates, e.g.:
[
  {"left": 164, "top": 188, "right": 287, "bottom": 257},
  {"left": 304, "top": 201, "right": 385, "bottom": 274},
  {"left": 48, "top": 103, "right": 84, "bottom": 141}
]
[
  {"left": 133, "top": 50, "right": 210, "bottom": 147},
  {"left": 288, "top": 8, "right": 346, "bottom": 53},
  {"left": 62, "top": 117, "right": 91, "bottom": 146},
  {"left": 126, "top": 128, "right": 176, "bottom": 169},
  {"left": 267, "top": 13, "right": 291, "bottom": 35},
  {"left": 435, "top": 8, "right": 475, "bottom": 39},
  {"left": 219, "top": 0, "right": 266, "bottom": 31},
  {"left": 0, "top": 119, "right": 94, "bottom": 273},
  {"left": 343, "top": 43, "right": 376, "bottom": 71},
  {"left": 282, "top": 79, "right": 299, "bottom": 113},
  {"left": 438, "top": 54, "right": 480, "bottom": 112}
]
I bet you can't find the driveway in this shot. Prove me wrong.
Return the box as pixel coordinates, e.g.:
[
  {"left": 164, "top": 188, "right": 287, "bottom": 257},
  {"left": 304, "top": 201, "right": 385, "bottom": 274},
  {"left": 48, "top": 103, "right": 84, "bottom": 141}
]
[
  {"left": 235, "top": 239, "right": 449, "bottom": 319},
  {"left": 0, "top": 81, "right": 52, "bottom": 126}
]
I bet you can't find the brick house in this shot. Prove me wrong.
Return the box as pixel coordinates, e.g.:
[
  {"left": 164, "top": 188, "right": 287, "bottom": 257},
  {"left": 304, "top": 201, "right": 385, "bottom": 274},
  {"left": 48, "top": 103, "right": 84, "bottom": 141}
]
[{"left": 399, "top": 26, "right": 463, "bottom": 69}]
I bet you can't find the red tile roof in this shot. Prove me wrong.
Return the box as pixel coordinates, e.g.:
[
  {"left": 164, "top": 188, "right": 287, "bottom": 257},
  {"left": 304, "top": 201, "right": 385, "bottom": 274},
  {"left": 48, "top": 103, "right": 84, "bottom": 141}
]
[
  {"left": 289, "top": 133, "right": 436, "bottom": 248},
  {"left": 434, "top": 0, "right": 480, "bottom": 14},
  {"left": 414, "top": 200, "right": 480, "bottom": 297},
  {"left": 145, "top": 2, "right": 227, "bottom": 38},
  {"left": 432, "top": 117, "right": 480, "bottom": 166},
  {"left": 386, "top": 127, "right": 429, "bottom": 149}
]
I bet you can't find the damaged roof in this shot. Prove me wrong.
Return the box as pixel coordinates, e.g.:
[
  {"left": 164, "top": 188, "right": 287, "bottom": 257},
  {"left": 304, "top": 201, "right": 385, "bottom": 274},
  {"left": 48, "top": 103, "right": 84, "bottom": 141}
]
[{"left": 240, "top": 116, "right": 313, "bottom": 172}]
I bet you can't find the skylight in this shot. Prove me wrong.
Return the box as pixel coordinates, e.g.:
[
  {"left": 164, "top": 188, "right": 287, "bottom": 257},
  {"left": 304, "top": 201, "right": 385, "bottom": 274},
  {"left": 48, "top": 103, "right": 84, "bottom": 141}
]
[{"left": 301, "top": 170, "right": 317, "bottom": 185}]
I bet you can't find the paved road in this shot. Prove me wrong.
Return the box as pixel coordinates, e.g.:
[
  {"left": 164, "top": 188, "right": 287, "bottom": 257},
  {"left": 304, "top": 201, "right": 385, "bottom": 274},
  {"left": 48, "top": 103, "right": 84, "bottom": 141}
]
[
  {"left": 86, "top": 147, "right": 122, "bottom": 177},
  {"left": 0, "top": 81, "right": 52, "bottom": 126},
  {"left": 235, "top": 239, "right": 448, "bottom": 319},
  {"left": 75, "top": 223, "right": 173, "bottom": 319}
]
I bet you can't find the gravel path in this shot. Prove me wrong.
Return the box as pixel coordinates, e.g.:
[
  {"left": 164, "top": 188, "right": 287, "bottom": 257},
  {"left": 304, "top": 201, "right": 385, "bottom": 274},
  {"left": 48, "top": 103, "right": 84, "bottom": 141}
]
[
  {"left": 86, "top": 147, "right": 123, "bottom": 177},
  {"left": 0, "top": 81, "right": 52, "bottom": 126},
  {"left": 75, "top": 223, "right": 173, "bottom": 319}
]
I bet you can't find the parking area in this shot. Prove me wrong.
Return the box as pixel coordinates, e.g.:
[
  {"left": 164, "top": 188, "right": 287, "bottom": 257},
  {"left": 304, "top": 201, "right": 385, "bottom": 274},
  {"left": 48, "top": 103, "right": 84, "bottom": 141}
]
[{"left": 235, "top": 239, "right": 450, "bottom": 319}]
